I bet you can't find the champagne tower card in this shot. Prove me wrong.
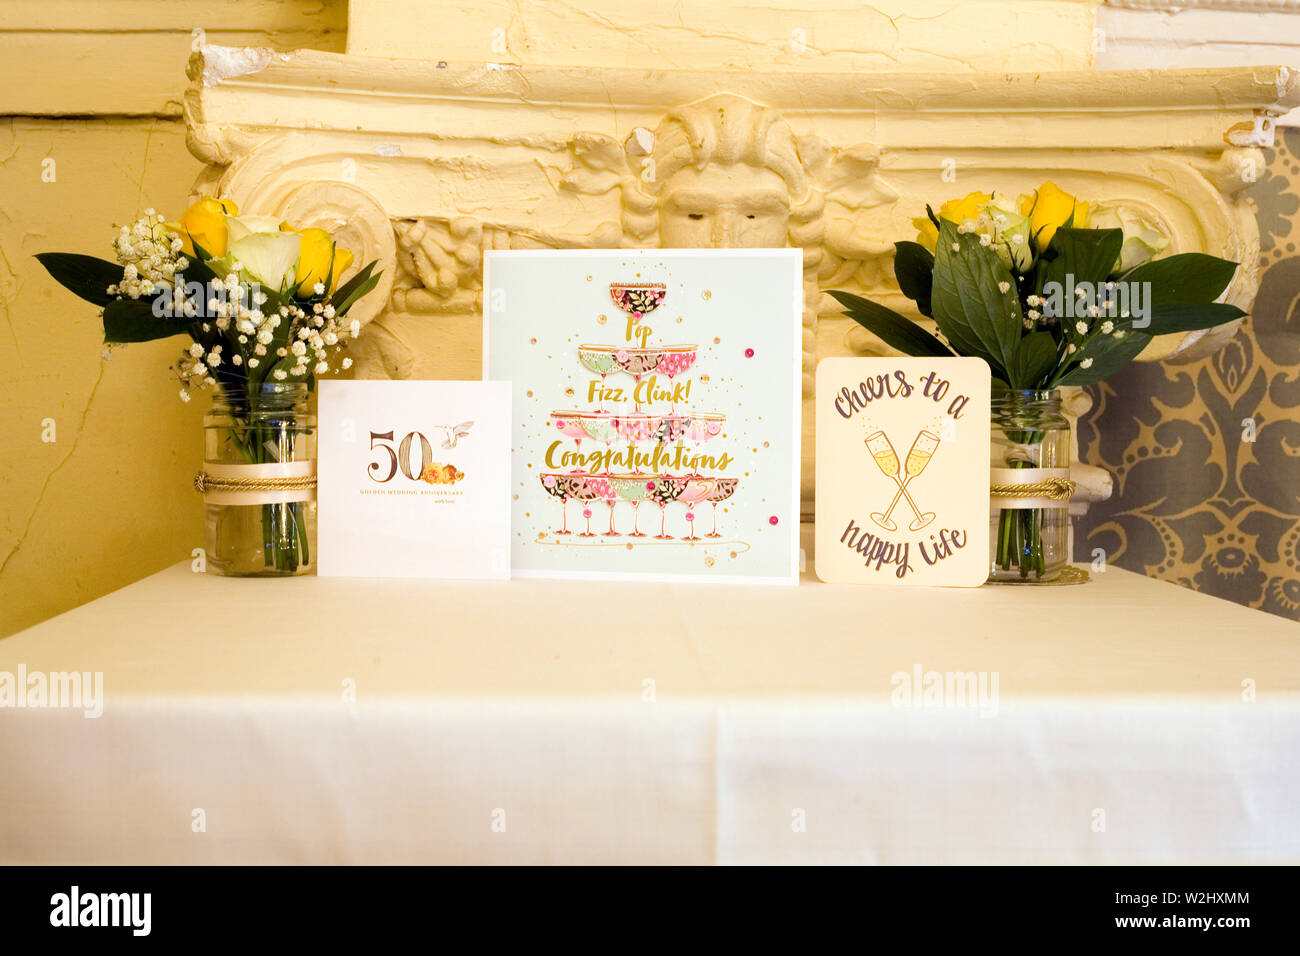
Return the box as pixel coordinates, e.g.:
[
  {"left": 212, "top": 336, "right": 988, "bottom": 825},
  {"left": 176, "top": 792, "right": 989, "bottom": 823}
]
[
  {"left": 485, "top": 249, "right": 802, "bottom": 584},
  {"left": 815, "top": 357, "right": 991, "bottom": 587}
]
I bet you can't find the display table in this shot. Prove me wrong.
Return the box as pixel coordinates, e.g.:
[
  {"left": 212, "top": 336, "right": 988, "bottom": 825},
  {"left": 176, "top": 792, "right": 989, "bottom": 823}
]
[{"left": 2, "top": 557, "right": 1297, "bottom": 865}]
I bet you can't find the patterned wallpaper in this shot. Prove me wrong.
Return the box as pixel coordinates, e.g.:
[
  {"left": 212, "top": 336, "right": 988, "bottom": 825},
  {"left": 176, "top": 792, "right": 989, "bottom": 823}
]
[{"left": 1077, "top": 128, "right": 1300, "bottom": 621}]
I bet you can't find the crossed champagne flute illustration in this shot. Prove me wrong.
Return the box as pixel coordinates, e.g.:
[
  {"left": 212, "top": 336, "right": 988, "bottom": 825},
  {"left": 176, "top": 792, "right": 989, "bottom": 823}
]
[{"left": 864, "top": 429, "right": 939, "bottom": 532}]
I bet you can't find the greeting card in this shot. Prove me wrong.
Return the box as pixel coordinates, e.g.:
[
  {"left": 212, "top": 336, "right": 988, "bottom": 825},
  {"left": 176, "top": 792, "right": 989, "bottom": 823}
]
[
  {"left": 316, "top": 380, "right": 512, "bottom": 579},
  {"left": 484, "top": 249, "right": 802, "bottom": 584},
  {"left": 815, "top": 357, "right": 991, "bottom": 587}
]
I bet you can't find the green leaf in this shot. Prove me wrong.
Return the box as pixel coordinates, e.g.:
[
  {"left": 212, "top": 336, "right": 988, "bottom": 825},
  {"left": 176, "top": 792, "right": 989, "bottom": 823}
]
[
  {"left": 1123, "top": 253, "right": 1238, "bottom": 307},
  {"left": 1140, "top": 302, "right": 1247, "bottom": 336},
  {"left": 892, "top": 241, "right": 934, "bottom": 317},
  {"left": 1038, "top": 227, "right": 1124, "bottom": 291},
  {"left": 177, "top": 253, "right": 218, "bottom": 287},
  {"left": 1008, "top": 331, "right": 1059, "bottom": 390},
  {"left": 102, "top": 299, "right": 186, "bottom": 344},
  {"left": 329, "top": 260, "right": 377, "bottom": 311},
  {"left": 34, "top": 253, "right": 121, "bottom": 307},
  {"left": 827, "top": 290, "right": 954, "bottom": 358},
  {"left": 333, "top": 269, "right": 382, "bottom": 318},
  {"left": 931, "top": 220, "right": 1022, "bottom": 379},
  {"left": 1054, "top": 332, "right": 1152, "bottom": 387}
]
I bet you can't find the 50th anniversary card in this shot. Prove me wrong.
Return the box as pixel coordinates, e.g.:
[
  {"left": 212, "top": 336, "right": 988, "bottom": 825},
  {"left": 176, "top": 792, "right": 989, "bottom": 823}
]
[
  {"left": 485, "top": 249, "right": 802, "bottom": 583},
  {"left": 815, "top": 357, "right": 991, "bottom": 587},
  {"left": 317, "top": 380, "right": 512, "bottom": 579}
]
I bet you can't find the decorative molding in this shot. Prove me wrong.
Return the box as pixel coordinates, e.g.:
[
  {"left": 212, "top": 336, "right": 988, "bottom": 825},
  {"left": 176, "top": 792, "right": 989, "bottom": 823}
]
[
  {"left": 0, "top": 1, "right": 345, "bottom": 116},
  {"left": 1097, "top": 2, "right": 1300, "bottom": 126},
  {"left": 1106, "top": 1, "right": 1300, "bottom": 10},
  {"left": 184, "top": 44, "right": 1300, "bottom": 506}
]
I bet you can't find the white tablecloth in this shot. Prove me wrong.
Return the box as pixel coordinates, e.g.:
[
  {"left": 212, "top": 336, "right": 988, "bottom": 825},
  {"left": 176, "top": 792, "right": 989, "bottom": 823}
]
[{"left": 2, "top": 553, "right": 1297, "bottom": 864}]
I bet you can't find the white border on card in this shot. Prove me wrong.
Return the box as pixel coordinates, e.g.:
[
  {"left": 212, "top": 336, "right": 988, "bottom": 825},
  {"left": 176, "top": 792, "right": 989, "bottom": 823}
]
[{"left": 483, "top": 248, "right": 803, "bottom": 586}]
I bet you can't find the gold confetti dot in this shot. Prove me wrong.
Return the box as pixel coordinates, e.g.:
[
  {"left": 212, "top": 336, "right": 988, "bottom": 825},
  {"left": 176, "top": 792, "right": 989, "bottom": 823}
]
[
  {"left": 763, "top": 441, "right": 770, "bottom": 448},
  {"left": 702, "top": 290, "right": 712, "bottom": 300},
  {"left": 597, "top": 314, "right": 607, "bottom": 324},
  {"left": 729, "top": 551, "right": 737, "bottom": 559},
  {"left": 530, "top": 337, "right": 537, "bottom": 344},
  {"left": 526, "top": 390, "right": 534, "bottom": 398},
  {"left": 705, "top": 556, "right": 715, "bottom": 566},
  {"left": 626, "top": 543, "right": 634, "bottom": 550},
  {"left": 565, "top": 387, "right": 575, "bottom": 397},
  {"left": 713, "top": 336, "right": 721, "bottom": 344}
]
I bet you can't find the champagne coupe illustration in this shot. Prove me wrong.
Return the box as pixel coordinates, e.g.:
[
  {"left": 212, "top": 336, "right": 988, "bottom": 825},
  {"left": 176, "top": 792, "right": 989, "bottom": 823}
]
[
  {"left": 684, "top": 412, "right": 725, "bottom": 445},
  {"left": 578, "top": 346, "right": 620, "bottom": 410},
  {"left": 678, "top": 477, "right": 717, "bottom": 540},
  {"left": 610, "top": 282, "right": 666, "bottom": 321},
  {"left": 611, "top": 474, "right": 654, "bottom": 536},
  {"left": 648, "top": 476, "right": 689, "bottom": 539},
  {"left": 654, "top": 346, "right": 697, "bottom": 410},
  {"left": 616, "top": 348, "right": 663, "bottom": 412},
  {"left": 595, "top": 476, "right": 621, "bottom": 536},
  {"left": 540, "top": 473, "right": 573, "bottom": 535},
  {"left": 576, "top": 411, "right": 621, "bottom": 450},
  {"left": 551, "top": 411, "right": 590, "bottom": 448},
  {"left": 702, "top": 477, "right": 738, "bottom": 537},
  {"left": 615, "top": 412, "right": 663, "bottom": 462},
  {"left": 865, "top": 429, "right": 939, "bottom": 532},
  {"left": 566, "top": 473, "right": 613, "bottom": 537}
]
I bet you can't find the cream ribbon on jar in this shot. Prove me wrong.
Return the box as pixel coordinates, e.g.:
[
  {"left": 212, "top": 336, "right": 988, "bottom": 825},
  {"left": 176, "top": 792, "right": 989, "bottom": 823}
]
[
  {"left": 193, "top": 461, "right": 317, "bottom": 506},
  {"left": 989, "top": 467, "right": 1075, "bottom": 510}
]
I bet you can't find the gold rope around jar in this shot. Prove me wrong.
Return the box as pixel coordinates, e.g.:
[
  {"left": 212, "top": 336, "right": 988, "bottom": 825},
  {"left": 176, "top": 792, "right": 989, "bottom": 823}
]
[
  {"left": 193, "top": 471, "right": 318, "bottom": 494},
  {"left": 988, "top": 477, "right": 1076, "bottom": 500}
]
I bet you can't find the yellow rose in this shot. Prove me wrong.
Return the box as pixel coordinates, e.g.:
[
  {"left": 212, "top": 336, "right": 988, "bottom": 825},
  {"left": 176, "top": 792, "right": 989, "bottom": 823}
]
[
  {"left": 913, "top": 215, "right": 939, "bottom": 252},
  {"left": 281, "top": 223, "right": 354, "bottom": 295},
  {"left": 1020, "top": 181, "right": 1090, "bottom": 250},
  {"left": 938, "top": 191, "right": 993, "bottom": 225},
  {"left": 166, "top": 197, "right": 238, "bottom": 258}
]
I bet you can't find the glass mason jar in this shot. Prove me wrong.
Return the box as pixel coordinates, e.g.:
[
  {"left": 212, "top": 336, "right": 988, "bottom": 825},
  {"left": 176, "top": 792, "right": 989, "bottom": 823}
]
[
  {"left": 201, "top": 383, "right": 316, "bottom": 576},
  {"left": 989, "top": 389, "right": 1072, "bottom": 582}
]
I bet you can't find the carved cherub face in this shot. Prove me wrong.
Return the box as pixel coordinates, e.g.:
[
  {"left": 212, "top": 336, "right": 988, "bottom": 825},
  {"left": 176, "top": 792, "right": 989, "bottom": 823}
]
[{"left": 658, "top": 164, "right": 791, "bottom": 248}]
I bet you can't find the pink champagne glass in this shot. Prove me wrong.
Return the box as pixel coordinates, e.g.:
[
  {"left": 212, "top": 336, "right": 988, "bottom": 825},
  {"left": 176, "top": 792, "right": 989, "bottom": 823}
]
[
  {"left": 615, "top": 412, "right": 663, "bottom": 465},
  {"left": 684, "top": 412, "right": 725, "bottom": 443},
  {"left": 551, "top": 411, "right": 589, "bottom": 449},
  {"left": 678, "top": 477, "right": 717, "bottom": 541},
  {"left": 566, "top": 474, "right": 610, "bottom": 537},
  {"left": 654, "top": 346, "right": 697, "bottom": 411},
  {"left": 647, "top": 476, "right": 689, "bottom": 539},
  {"left": 582, "top": 474, "right": 618, "bottom": 536},
  {"left": 702, "top": 478, "right": 738, "bottom": 538},
  {"left": 655, "top": 346, "right": 697, "bottom": 380}
]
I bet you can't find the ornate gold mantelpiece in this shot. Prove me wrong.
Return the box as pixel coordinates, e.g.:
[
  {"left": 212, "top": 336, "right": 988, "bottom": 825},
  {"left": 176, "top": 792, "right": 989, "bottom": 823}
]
[{"left": 183, "top": 42, "right": 1300, "bottom": 509}]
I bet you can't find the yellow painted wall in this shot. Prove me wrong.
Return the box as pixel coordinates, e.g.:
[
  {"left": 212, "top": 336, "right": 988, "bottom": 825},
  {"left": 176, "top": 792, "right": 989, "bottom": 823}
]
[{"left": 0, "top": 1, "right": 345, "bottom": 637}]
